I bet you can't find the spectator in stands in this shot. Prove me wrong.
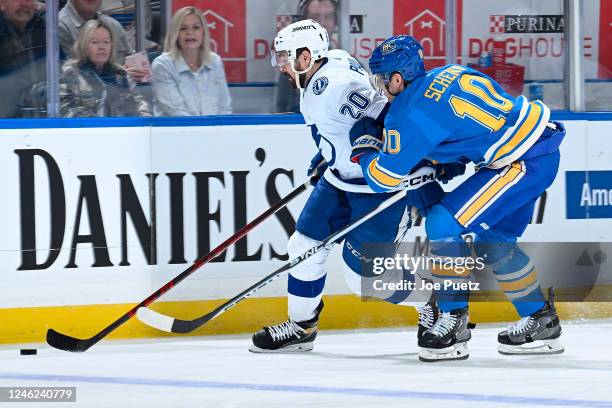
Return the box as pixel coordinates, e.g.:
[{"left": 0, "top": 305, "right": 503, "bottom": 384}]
[
  {"left": 0, "top": 0, "right": 46, "bottom": 117},
  {"left": 59, "top": 19, "right": 151, "bottom": 117},
  {"left": 151, "top": 6, "right": 232, "bottom": 116},
  {"left": 60, "top": 0, "right": 133, "bottom": 64},
  {"left": 273, "top": 0, "right": 338, "bottom": 113},
  {"left": 301, "top": 0, "right": 337, "bottom": 47}
]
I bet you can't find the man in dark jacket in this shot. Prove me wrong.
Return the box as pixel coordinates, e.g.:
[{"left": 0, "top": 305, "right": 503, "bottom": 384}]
[{"left": 0, "top": 0, "right": 46, "bottom": 117}]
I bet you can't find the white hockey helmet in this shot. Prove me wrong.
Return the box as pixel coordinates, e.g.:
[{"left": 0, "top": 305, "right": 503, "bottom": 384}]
[{"left": 271, "top": 19, "right": 329, "bottom": 76}]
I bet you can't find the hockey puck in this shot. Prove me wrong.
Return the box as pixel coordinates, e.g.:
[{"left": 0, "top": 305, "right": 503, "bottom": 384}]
[{"left": 20, "top": 349, "right": 37, "bottom": 355}]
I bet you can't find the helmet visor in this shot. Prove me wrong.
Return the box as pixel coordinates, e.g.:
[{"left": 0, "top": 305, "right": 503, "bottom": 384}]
[
  {"left": 270, "top": 49, "right": 291, "bottom": 67},
  {"left": 369, "top": 73, "right": 390, "bottom": 90}
]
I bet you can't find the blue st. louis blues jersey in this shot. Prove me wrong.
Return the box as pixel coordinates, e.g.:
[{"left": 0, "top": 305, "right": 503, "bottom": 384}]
[{"left": 362, "top": 64, "right": 551, "bottom": 192}]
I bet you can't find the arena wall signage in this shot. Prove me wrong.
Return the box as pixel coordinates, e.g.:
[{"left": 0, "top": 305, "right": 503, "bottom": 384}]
[
  {"left": 172, "top": 0, "right": 611, "bottom": 83},
  {"left": 0, "top": 119, "right": 610, "bottom": 343}
]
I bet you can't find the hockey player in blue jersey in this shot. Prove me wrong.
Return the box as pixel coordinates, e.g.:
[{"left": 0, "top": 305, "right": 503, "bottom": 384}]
[
  {"left": 250, "top": 21, "right": 457, "bottom": 353},
  {"left": 350, "top": 35, "right": 565, "bottom": 361}
]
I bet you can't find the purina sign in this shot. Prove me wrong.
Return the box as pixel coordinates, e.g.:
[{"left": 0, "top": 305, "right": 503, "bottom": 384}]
[{"left": 489, "top": 15, "right": 564, "bottom": 34}]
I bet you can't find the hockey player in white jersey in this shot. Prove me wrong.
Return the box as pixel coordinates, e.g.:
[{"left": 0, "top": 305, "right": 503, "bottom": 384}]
[{"left": 250, "top": 20, "right": 451, "bottom": 353}]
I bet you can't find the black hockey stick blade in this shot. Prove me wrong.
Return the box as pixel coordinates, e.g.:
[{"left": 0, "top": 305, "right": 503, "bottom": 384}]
[
  {"left": 172, "top": 312, "right": 215, "bottom": 334},
  {"left": 46, "top": 329, "right": 95, "bottom": 353}
]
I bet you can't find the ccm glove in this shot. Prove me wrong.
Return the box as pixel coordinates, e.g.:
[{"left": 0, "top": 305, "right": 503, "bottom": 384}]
[
  {"left": 349, "top": 117, "right": 384, "bottom": 163},
  {"left": 404, "top": 161, "right": 445, "bottom": 216},
  {"left": 307, "top": 150, "right": 328, "bottom": 186}
]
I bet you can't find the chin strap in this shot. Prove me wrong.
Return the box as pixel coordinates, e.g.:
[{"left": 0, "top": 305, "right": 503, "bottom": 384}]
[{"left": 291, "top": 58, "right": 315, "bottom": 90}]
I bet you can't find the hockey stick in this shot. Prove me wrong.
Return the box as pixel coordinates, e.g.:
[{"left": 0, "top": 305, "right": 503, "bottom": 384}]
[
  {"left": 136, "top": 188, "right": 407, "bottom": 334},
  {"left": 46, "top": 171, "right": 318, "bottom": 352}
]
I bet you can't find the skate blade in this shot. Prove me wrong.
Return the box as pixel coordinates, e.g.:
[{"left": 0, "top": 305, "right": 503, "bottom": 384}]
[
  {"left": 419, "top": 342, "right": 469, "bottom": 362},
  {"left": 249, "top": 342, "right": 314, "bottom": 354},
  {"left": 498, "top": 338, "right": 564, "bottom": 355}
]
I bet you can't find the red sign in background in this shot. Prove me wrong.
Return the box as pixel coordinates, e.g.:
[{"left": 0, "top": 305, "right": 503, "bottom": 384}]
[
  {"left": 598, "top": 0, "right": 612, "bottom": 78},
  {"left": 168, "top": 0, "right": 609, "bottom": 83},
  {"left": 173, "top": 0, "right": 247, "bottom": 82},
  {"left": 393, "top": 0, "right": 463, "bottom": 70}
]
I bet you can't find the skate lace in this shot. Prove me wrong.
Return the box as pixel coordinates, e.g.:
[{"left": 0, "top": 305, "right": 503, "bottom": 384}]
[
  {"left": 508, "top": 316, "right": 535, "bottom": 335},
  {"left": 428, "top": 312, "right": 457, "bottom": 337},
  {"left": 267, "top": 320, "right": 306, "bottom": 342},
  {"left": 416, "top": 305, "right": 435, "bottom": 329}
]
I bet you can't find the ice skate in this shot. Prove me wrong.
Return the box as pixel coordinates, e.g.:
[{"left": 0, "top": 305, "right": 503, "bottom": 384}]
[
  {"left": 249, "top": 301, "right": 323, "bottom": 353},
  {"left": 418, "top": 306, "right": 471, "bottom": 362},
  {"left": 498, "top": 288, "right": 564, "bottom": 355},
  {"left": 416, "top": 301, "right": 439, "bottom": 341}
]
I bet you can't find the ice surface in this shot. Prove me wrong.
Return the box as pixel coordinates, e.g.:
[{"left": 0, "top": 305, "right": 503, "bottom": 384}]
[{"left": 1, "top": 321, "right": 611, "bottom": 407}]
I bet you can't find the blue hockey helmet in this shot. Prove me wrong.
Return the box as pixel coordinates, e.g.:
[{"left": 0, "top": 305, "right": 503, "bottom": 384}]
[{"left": 369, "top": 35, "right": 425, "bottom": 86}]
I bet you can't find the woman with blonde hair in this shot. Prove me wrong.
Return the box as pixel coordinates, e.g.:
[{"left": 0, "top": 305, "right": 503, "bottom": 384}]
[
  {"left": 59, "top": 19, "right": 152, "bottom": 117},
  {"left": 151, "top": 6, "right": 232, "bottom": 116}
]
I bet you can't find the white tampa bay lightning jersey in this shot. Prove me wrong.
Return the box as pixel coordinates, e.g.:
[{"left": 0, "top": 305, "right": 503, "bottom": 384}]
[{"left": 300, "top": 49, "right": 388, "bottom": 193}]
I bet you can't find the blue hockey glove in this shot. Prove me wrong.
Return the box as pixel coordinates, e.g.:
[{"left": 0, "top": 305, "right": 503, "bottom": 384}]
[
  {"left": 435, "top": 161, "right": 467, "bottom": 184},
  {"left": 349, "top": 117, "right": 384, "bottom": 163},
  {"left": 307, "top": 150, "right": 328, "bottom": 186},
  {"left": 404, "top": 162, "right": 445, "bottom": 216}
]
